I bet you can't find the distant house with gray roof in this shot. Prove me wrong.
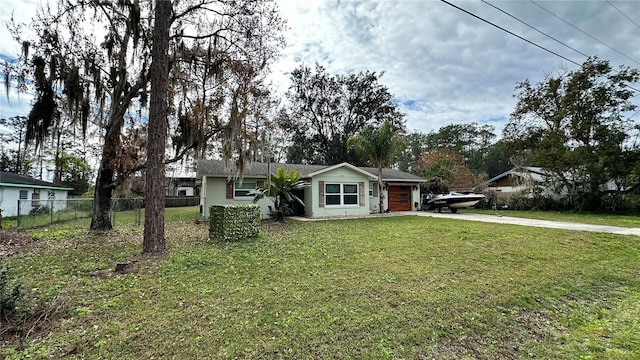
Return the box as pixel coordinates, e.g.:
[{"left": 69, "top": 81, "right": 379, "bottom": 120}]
[
  {"left": 482, "top": 166, "right": 638, "bottom": 205},
  {"left": 197, "top": 160, "right": 425, "bottom": 219},
  {"left": 0, "top": 172, "right": 73, "bottom": 217}
]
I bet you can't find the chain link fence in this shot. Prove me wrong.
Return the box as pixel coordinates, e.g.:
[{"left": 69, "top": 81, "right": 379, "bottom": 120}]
[{"left": 12, "top": 196, "right": 202, "bottom": 230}]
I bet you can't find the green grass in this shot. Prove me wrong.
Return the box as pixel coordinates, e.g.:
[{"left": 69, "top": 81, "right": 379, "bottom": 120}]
[
  {"left": 465, "top": 208, "right": 640, "bottom": 228},
  {"left": 3, "top": 204, "right": 196, "bottom": 230},
  {"left": 2, "top": 208, "right": 639, "bottom": 359}
]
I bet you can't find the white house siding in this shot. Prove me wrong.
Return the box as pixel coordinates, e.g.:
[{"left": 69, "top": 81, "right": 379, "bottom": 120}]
[
  {"left": 176, "top": 186, "right": 194, "bottom": 196},
  {"left": 49, "top": 190, "right": 69, "bottom": 212},
  {"left": 202, "top": 177, "right": 273, "bottom": 219},
  {"left": 199, "top": 176, "right": 207, "bottom": 216},
  {"left": 304, "top": 185, "right": 313, "bottom": 216},
  {"left": 411, "top": 187, "right": 420, "bottom": 210},
  {"left": 486, "top": 184, "right": 565, "bottom": 206},
  {"left": 309, "top": 167, "right": 371, "bottom": 218},
  {"left": 1, "top": 186, "right": 70, "bottom": 217},
  {"left": 0, "top": 187, "right": 21, "bottom": 216},
  {"left": 370, "top": 194, "right": 380, "bottom": 213},
  {"left": 369, "top": 181, "right": 380, "bottom": 213}
]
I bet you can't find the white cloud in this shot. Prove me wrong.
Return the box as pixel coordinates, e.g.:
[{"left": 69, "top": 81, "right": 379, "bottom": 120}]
[
  {"left": 0, "top": 90, "right": 32, "bottom": 119},
  {"left": 2, "top": 0, "right": 639, "bottom": 136},
  {"left": 271, "top": 0, "right": 640, "bottom": 135},
  {"left": 0, "top": 0, "right": 39, "bottom": 57}
]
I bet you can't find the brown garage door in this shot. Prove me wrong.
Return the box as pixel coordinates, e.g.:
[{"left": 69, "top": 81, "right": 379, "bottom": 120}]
[{"left": 387, "top": 185, "right": 412, "bottom": 211}]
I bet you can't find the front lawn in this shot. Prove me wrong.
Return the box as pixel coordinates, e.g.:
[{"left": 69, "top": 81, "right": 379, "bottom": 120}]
[{"left": 2, "top": 210, "right": 639, "bottom": 359}]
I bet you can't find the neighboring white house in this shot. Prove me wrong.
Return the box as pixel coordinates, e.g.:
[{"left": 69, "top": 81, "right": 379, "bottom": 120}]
[
  {"left": 166, "top": 172, "right": 197, "bottom": 197},
  {"left": 0, "top": 172, "right": 73, "bottom": 217},
  {"left": 197, "top": 160, "right": 425, "bottom": 219},
  {"left": 483, "top": 166, "right": 638, "bottom": 204},
  {"left": 481, "top": 166, "right": 571, "bottom": 204}
]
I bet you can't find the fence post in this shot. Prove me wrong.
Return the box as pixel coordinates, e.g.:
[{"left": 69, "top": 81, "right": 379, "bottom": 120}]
[
  {"left": 17, "top": 199, "right": 21, "bottom": 230},
  {"left": 50, "top": 199, "right": 54, "bottom": 225},
  {"left": 111, "top": 198, "right": 115, "bottom": 227}
]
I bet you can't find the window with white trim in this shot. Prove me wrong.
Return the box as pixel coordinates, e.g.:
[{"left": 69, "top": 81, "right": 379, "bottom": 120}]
[
  {"left": 234, "top": 182, "right": 256, "bottom": 199},
  {"left": 369, "top": 183, "right": 373, "bottom": 196},
  {"left": 19, "top": 190, "right": 28, "bottom": 200},
  {"left": 325, "top": 183, "right": 358, "bottom": 206},
  {"left": 48, "top": 190, "right": 56, "bottom": 199}
]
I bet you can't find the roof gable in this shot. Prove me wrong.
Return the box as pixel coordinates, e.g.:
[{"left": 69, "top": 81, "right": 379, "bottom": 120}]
[
  {"left": 307, "top": 162, "right": 377, "bottom": 179},
  {"left": 484, "top": 167, "right": 552, "bottom": 185}
]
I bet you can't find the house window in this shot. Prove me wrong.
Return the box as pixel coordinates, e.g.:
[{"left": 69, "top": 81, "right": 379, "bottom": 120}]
[
  {"left": 369, "top": 183, "right": 373, "bottom": 196},
  {"left": 234, "top": 182, "right": 256, "bottom": 199},
  {"left": 32, "top": 189, "right": 41, "bottom": 208},
  {"left": 178, "top": 190, "right": 187, "bottom": 196},
  {"left": 48, "top": 190, "right": 56, "bottom": 199},
  {"left": 19, "top": 190, "right": 28, "bottom": 200},
  {"left": 325, "top": 183, "right": 358, "bottom": 206}
]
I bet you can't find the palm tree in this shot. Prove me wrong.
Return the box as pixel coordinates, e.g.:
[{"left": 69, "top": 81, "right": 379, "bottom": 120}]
[
  {"left": 348, "top": 121, "right": 406, "bottom": 213},
  {"left": 253, "top": 167, "right": 307, "bottom": 221}
]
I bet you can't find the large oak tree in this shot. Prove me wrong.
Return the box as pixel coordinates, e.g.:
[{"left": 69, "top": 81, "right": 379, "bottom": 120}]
[
  {"left": 6, "top": 0, "right": 284, "bottom": 231},
  {"left": 281, "top": 63, "right": 405, "bottom": 166},
  {"left": 503, "top": 57, "right": 639, "bottom": 211}
]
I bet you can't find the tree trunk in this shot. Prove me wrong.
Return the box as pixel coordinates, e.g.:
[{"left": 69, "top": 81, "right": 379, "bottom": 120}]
[
  {"left": 90, "top": 98, "right": 127, "bottom": 231},
  {"left": 53, "top": 129, "right": 62, "bottom": 184},
  {"left": 378, "top": 166, "right": 384, "bottom": 213},
  {"left": 16, "top": 127, "right": 23, "bottom": 173},
  {"left": 142, "top": 0, "right": 171, "bottom": 255},
  {"left": 90, "top": 165, "right": 115, "bottom": 230}
]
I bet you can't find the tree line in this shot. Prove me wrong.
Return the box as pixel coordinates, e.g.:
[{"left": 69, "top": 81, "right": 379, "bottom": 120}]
[
  {"left": 1, "top": 0, "right": 638, "bottom": 257},
  {"left": 277, "top": 58, "right": 640, "bottom": 213}
]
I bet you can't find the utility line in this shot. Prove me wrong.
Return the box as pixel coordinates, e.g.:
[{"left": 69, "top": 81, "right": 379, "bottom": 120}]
[
  {"left": 606, "top": 0, "right": 640, "bottom": 31},
  {"left": 442, "top": 0, "right": 640, "bottom": 93},
  {"left": 481, "top": 0, "right": 590, "bottom": 59},
  {"left": 439, "top": 0, "right": 581, "bottom": 66},
  {"left": 529, "top": 0, "right": 640, "bottom": 66}
]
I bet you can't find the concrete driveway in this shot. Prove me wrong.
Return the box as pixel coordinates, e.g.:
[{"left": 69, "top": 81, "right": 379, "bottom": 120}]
[{"left": 406, "top": 211, "right": 640, "bottom": 236}]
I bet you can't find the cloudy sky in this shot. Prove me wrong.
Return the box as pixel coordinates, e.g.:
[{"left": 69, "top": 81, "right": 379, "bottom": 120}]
[{"left": 1, "top": 0, "right": 639, "bottom": 137}]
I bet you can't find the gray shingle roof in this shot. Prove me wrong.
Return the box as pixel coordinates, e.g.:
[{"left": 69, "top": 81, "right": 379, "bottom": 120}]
[
  {"left": 197, "top": 160, "right": 425, "bottom": 182},
  {"left": 484, "top": 166, "right": 551, "bottom": 185},
  {"left": 360, "top": 166, "right": 425, "bottom": 181},
  {"left": 0, "top": 172, "right": 72, "bottom": 189}
]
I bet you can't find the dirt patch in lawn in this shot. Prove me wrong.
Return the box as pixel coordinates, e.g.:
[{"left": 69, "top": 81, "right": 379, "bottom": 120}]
[
  {"left": 423, "top": 308, "right": 565, "bottom": 359},
  {"left": 0, "top": 230, "right": 41, "bottom": 257}
]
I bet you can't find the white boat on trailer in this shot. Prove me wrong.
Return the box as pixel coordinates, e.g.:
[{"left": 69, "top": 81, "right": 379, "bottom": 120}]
[{"left": 423, "top": 192, "right": 485, "bottom": 213}]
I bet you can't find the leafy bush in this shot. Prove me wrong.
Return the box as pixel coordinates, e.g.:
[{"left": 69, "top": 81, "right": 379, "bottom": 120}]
[
  {"left": 29, "top": 205, "right": 50, "bottom": 216},
  {"left": 209, "top": 205, "right": 260, "bottom": 242},
  {"left": 0, "top": 261, "right": 22, "bottom": 320},
  {"left": 600, "top": 193, "right": 640, "bottom": 214},
  {"left": 623, "top": 194, "right": 640, "bottom": 213},
  {"left": 508, "top": 194, "right": 565, "bottom": 211}
]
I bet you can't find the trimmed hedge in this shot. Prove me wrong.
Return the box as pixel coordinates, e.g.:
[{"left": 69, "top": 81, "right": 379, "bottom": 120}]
[{"left": 209, "top": 204, "right": 260, "bottom": 242}]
